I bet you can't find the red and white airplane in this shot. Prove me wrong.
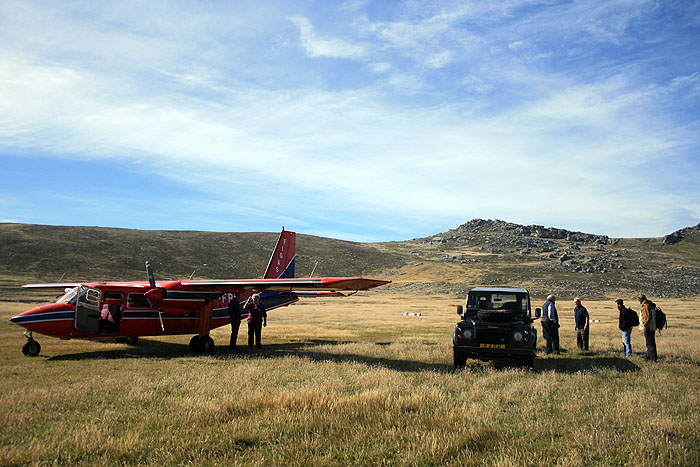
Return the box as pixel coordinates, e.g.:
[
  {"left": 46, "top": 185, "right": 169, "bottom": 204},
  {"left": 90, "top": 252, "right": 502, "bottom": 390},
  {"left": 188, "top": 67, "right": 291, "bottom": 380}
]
[{"left": 10, "top": 229, "right": 389, "bottom": 356}]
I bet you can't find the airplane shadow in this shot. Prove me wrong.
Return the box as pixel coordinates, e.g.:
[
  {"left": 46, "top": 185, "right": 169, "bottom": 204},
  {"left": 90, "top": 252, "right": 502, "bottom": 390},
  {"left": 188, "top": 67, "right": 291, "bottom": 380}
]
[
  {"left": 237, "top": 341, "right": 451, "bottom": 373},
  {"left": 46, "top": 339, "right": 193, "bottom": 361},
  {"left": 46, "top": 338, "right": 452, "bottom": 372}
]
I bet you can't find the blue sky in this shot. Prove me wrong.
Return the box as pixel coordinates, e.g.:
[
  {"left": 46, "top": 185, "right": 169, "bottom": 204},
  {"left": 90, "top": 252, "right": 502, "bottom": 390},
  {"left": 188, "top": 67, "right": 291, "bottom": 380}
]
[{"left": 1, "top": 0, "right": 698, "bottom": 241}]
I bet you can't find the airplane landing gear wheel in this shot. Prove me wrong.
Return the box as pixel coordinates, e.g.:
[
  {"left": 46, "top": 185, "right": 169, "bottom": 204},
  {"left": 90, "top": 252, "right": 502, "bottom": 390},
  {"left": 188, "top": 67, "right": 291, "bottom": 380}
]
[
  {"left": 189, "top": 335, "right": 214, "bottom": 352},
  {"left": 22, "top": 338, "right": 41, "bottom": 357},
  {"left": 125, "top": 336, "right": 139, "bottom": 346},
  {"left": 189, "top": 335, "right": 200, "bottom": 351},
  {"left": 199, "top": 336, "right": 214, "bottom": 352}
]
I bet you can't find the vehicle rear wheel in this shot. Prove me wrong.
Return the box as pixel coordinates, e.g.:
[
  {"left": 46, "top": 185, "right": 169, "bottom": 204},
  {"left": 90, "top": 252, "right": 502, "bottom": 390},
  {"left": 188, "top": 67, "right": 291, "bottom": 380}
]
[
  {"left": 22, "top": 339, "right": 41, "bottom": 357},
  {"left": 519, "top": 356, "right": 534, "bottom": 368},
  {"left": 453, "top": 351, "right": 467, "bottom": 368}
]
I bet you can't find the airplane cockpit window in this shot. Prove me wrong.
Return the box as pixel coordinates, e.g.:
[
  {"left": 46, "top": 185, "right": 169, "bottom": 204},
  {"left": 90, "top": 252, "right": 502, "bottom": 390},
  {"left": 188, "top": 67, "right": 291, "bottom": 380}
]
[
  {"left": 127, "top": 293, "right": 151, "bottom": 308},
  {"left": 57, "top": 287, "right": 78, "bottom": 305}
]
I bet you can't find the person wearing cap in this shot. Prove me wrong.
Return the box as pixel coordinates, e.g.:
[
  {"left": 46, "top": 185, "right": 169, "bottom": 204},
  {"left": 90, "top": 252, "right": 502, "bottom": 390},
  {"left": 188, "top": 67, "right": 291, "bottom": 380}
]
[
  {"left": 638, "top": 294, "right": 657, "bottom": 361},
  {"left": 245, "top": 294, "right": 267, "bottom": 349},
  {"left": 573, "top": 297, "right": 589, "bottom": 351},
  {"left": 541, "top": 294, "right": 560, "bottom": 354}
]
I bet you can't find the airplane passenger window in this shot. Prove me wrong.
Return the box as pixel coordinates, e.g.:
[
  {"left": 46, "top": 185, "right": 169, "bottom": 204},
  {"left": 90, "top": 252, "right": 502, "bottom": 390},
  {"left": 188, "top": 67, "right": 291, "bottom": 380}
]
[
  {"left": 127, "top": 294, "right": 151, "bottom": 308},
  {"left": 104, "top": 292, "right": 124, "bottom": 300}
]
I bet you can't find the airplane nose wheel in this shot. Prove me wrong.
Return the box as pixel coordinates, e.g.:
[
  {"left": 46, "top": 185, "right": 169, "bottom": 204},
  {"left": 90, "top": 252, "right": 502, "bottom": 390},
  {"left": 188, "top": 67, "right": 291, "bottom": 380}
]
[
  {"left": 22, "top": 332, "right": 41, "bottom": 357},
  {"left": 189, "top": 335, "right": 214, "bottom": 352}
]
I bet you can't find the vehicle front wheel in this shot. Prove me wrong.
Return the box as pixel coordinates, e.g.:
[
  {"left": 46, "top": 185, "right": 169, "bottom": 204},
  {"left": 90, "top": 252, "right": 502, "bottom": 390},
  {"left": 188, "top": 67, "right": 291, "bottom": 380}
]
[{"left": 453, "top": 351, "right": 467, "bottom": 368}]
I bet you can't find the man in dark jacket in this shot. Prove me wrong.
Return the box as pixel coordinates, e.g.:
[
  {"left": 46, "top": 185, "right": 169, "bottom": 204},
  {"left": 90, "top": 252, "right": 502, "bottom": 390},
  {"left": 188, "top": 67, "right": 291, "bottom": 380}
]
[
  {"left": 541, "top": 294, "right": 560, "bottom": 355},
  {"left": 573, "top": 297, "right": 589, "bottom": 351},
  {"left": 245, "top": 294, "right": 267, "bottom": 349},
  {"left": 616, "top": 299, "right": 635, "bottom": 356},
  {"left": 228, "top": 293, "right": 241, "bottom": 351}
]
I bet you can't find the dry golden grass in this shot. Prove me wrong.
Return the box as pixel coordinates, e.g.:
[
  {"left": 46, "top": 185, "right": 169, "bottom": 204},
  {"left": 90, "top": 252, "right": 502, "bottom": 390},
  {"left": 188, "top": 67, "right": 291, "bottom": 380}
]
[{"left": 1, "top": 294, "right": 699, "bottom": 465}]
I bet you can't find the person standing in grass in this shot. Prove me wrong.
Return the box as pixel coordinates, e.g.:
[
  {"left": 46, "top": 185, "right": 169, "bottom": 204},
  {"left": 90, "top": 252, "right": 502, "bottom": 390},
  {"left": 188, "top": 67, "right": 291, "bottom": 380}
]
[
  {"left": 245, "top": 294, "right": 267, "bottom": 349},
  {"left": 228, "top": 293, "right": 241, "bottom": 351},
  {"left": 616, "top": 299, "right": 637, "bottom": 357},
  {"left": 541, "top": 294, "right": 560, "bottom": 355},
  {"left": 638, "top": 294, "right": 657, "bottom": 361},
  {"left": 573, "top": 297, "right": 589, "bottom": 351}
]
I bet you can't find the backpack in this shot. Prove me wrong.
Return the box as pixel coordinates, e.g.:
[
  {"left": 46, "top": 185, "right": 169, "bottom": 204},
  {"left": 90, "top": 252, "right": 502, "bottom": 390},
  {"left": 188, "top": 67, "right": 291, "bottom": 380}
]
[
  {"left": 629, "top": 308, "right": 639, "bottom": 327},
  {"left": 655, "top": 307, "right": 666, "bottom": 332}
]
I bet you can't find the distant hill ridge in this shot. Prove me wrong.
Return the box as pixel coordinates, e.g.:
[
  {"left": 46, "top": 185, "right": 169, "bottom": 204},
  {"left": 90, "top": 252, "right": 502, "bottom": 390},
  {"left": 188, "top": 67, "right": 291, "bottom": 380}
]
[{"left": 1, "top": 220, "right": 699, "bottom": 298}]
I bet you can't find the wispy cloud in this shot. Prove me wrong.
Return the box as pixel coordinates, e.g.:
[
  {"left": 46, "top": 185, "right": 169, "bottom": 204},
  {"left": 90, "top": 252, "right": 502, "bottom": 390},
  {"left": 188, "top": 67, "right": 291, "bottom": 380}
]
[{"left": 289, "top": 16, "right": 366, "bottom": 59}]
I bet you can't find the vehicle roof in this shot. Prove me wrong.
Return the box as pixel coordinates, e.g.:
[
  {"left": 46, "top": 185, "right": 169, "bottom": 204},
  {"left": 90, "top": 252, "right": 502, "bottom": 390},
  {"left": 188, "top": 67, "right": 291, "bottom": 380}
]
[{"left": 469, "top": 287, "right": 529, "bottom": 294}]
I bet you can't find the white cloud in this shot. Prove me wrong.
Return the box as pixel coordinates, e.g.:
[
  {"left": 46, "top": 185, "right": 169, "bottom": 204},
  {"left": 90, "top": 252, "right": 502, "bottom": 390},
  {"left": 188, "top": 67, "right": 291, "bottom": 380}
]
[
  {"left": 289, "top": 16, "right": 366, "bottom": 59},
  {"left": 370, "top": 62, "right": 391, "bottom": 73}
]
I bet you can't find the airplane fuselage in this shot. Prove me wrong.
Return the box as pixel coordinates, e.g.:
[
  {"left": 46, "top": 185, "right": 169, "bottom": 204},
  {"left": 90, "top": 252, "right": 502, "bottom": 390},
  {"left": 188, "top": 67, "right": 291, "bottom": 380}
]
[{"left": 10, "top": 285, "right": 258, "bottom": 340}]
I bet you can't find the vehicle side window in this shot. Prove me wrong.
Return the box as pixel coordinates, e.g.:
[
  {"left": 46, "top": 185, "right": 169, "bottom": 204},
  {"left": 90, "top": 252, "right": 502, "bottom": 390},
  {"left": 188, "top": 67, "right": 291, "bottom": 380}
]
[{"left": 127, "top": 293, "right": 151, "bottom": 308}]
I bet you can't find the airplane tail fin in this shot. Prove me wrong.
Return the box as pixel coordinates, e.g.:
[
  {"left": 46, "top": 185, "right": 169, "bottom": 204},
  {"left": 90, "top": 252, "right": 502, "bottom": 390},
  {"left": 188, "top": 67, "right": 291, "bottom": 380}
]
[{"left": 263, "top": 228, "right": 296, "bottom": 279}]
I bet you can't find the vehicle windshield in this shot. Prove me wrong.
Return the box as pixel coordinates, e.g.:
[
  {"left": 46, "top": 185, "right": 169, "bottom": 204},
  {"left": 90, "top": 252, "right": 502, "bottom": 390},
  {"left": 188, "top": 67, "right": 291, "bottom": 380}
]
[
  {"left": 466, "top": 291, "right": 529, "bottom": 313},
  {"left": 56, "top": 287, "right": 78, "bottom": 305}
]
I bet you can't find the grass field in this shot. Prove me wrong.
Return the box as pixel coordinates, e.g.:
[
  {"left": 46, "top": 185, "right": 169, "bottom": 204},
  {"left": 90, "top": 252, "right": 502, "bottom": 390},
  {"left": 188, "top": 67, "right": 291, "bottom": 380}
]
[{"left": 1, "top": 293, "right": 699, "bottom": 465}]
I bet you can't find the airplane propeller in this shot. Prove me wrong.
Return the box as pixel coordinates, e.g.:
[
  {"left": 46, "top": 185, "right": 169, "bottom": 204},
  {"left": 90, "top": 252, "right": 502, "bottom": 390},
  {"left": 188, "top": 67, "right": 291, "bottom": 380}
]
[{"left": 144, "top": 261, "right": 165, "bottom": 332}]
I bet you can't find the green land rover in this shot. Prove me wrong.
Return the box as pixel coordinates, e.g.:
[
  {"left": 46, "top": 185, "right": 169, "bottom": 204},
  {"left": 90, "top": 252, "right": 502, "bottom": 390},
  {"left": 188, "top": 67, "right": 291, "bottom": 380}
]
[{"left": 453, "top": 287, "right": 539, "bottom": 368}]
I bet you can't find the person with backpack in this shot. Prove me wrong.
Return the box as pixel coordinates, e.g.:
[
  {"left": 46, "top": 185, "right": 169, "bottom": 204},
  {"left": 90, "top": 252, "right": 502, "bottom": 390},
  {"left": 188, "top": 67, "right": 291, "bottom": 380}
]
[
  {"left": 638, "top": 294, "right": 657, "bottom": 361},
  {"left": 616, "top": 299, "right": 638, "bottom": 357}
]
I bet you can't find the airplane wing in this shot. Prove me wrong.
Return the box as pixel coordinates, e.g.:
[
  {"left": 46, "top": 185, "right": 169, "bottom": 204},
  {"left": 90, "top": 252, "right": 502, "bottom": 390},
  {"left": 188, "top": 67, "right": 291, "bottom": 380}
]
[
  {"left": 293, "top": 291, "right": 348, "bottom": 297},
  {"left": 179, "top": 277, "right": 389, "bottom": 292},
  {"left": 22, "top": 283, "right": 83, "bottom": 289}
]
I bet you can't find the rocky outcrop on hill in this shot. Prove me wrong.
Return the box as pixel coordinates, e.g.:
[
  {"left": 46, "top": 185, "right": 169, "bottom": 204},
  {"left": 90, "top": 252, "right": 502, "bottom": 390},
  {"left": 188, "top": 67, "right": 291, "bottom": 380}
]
[
  {"left": 410, "top": 218, "right": 700, "bottom": 299},
  {"left": 435, "top": 219, "right": 610, "bottom": 245},
  {"left": 663, "top": 222, "right": 700, "bottom": 244}
]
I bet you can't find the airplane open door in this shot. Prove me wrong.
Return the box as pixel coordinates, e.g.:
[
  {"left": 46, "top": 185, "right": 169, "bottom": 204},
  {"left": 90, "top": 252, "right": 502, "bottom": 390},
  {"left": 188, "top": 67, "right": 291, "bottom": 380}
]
[{"left": 74, "top": 285, "right": 103, "bottom": 333}]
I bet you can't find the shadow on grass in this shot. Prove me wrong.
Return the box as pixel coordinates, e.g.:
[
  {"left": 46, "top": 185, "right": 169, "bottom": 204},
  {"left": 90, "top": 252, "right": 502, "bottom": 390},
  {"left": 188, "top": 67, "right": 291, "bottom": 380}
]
[
  {"left": 258, "top": 342, "right": 452, "bottom": 373},
  {"left": 45, "top": 339, "right": 640, "bottom": 374},
  {"left": 45, "top": 338, "right": 453, "bottom": 372},
  {"left": 533, "top": 354, "right": 641, "bottom": 373}
]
